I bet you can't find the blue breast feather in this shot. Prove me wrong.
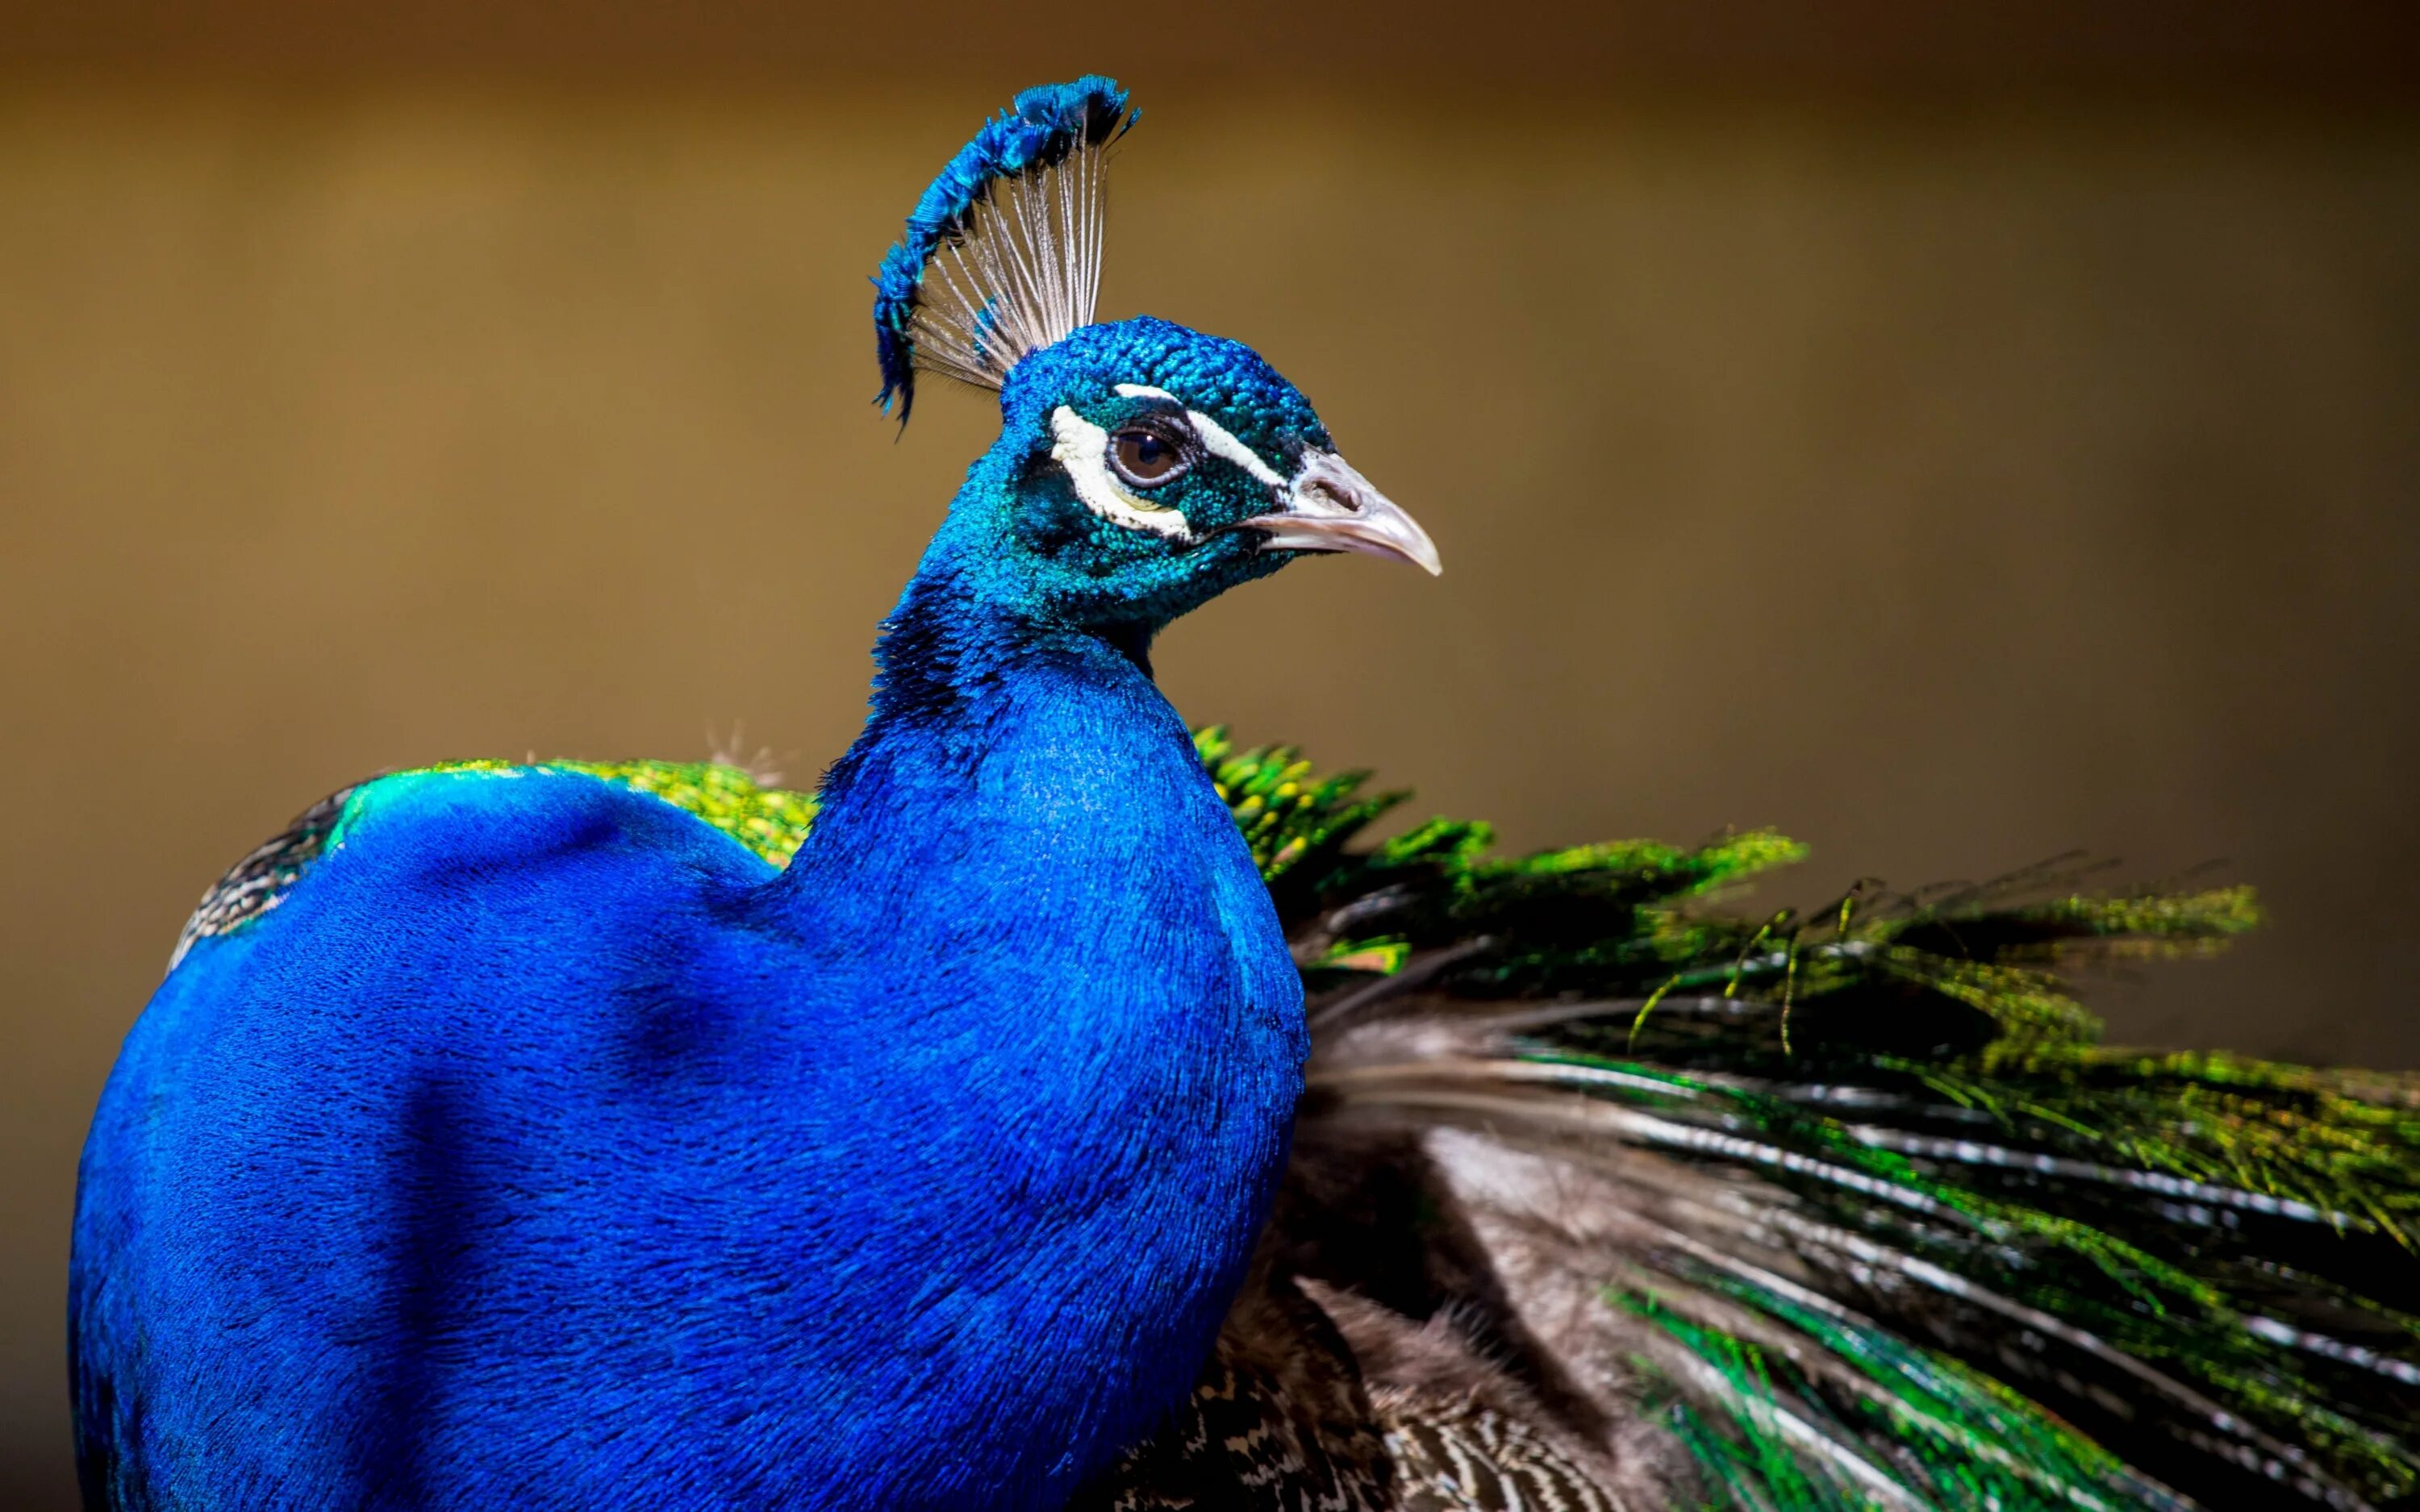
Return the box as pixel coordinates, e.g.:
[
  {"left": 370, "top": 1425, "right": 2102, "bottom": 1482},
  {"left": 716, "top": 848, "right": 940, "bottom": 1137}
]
[{"left": 71, "top": 640, "right": 1305, "bottom": 1509}]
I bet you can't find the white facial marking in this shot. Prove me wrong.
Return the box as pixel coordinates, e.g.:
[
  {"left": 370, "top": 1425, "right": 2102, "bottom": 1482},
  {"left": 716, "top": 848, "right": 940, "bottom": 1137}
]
[
  {"left": 1183, "top": 410, "right": 1287, "bottom": 490},
  {"left": 1048, "top": 406, "right": 1193, "bottom": 539},
  {"left": 1113, "top": 383, "right": 1178, "bottom": 402}
]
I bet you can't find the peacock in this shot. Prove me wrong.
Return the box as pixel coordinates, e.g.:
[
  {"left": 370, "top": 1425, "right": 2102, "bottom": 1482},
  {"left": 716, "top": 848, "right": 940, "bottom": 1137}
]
[{"left": 69, "top": 77, "right": 2420, "bottom": 1512}]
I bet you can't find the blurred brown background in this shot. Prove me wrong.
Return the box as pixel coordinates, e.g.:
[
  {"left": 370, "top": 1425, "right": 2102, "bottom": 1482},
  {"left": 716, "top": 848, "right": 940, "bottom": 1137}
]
[{"left": 3, "top": 2, "right": 2417, "bottom": 1505}]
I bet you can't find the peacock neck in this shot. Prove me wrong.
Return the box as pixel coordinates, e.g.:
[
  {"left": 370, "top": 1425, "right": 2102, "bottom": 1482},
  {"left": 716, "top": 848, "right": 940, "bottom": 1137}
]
[
  {"left": 740, "top": 521, "right": 1308, "bottom": 1506},
  {"left": 757, "top": 527, "right": 1306, "bottom": 1094},
  {"left": 766, "top": 541, "right": 1248, "bottom": 989},
  {"left": 860, "top": 548, "right": 1155, "bottom": 748}
]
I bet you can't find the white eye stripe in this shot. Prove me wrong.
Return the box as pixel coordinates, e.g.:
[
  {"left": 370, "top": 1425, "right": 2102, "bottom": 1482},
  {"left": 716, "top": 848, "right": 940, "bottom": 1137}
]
[
  {"left": 1111, "top": 384, "right": 1288, "bottom": 492},
  {"left": 1048, "top": 406, "right": 1193, "bottom": 539},
  {"left": 1183, "top": 410, "right": 1287, "bottom": 490}
]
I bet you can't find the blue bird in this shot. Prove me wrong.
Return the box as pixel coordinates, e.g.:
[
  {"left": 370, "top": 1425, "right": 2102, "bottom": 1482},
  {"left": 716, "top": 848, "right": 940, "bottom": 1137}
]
[
  {"left": 73, "top": 77, "right": 2420, "bottom": 1512},
  {"left": 72, "top": 76, "right": 1433, "bottom": 1512}
]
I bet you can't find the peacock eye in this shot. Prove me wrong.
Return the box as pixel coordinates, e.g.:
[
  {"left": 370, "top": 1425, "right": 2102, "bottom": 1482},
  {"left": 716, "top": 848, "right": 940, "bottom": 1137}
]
[{"left": 1108, "top": 427, "right": 1191, "bottom": 489}]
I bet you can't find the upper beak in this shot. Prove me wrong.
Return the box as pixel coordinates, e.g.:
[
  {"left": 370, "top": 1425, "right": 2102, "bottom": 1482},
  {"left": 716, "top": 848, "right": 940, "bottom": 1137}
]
[{"left": 1237, "top": 452, "right": 1442, "bottom": 577}]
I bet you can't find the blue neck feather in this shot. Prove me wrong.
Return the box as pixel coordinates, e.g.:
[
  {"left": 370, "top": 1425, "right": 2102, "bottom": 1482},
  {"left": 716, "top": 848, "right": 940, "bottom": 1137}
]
[{"left": 747, "top": 519, "right": 1309, "bottom": 1503}]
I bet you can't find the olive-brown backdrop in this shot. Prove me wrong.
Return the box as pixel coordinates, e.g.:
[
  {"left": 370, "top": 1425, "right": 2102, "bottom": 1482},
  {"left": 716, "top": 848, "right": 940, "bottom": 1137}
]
[{"left": 4, "top": 4, "right": 2417, "bottom": 1505}]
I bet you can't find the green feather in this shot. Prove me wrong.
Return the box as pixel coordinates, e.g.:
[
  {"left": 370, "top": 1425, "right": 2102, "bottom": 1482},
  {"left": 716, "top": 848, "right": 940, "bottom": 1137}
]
[{"left": 540, "top": 738, "right": 2420, "bottom": 1509}]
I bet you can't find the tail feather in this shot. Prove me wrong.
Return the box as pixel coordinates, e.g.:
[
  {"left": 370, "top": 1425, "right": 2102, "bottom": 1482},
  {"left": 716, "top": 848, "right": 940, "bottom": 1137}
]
[
  {"left": 1176, "top": 730, "right": 2420, "bottom": 1510},
  {"left": 550, "top": 741, "right": 2420, "bottom": 1509}
]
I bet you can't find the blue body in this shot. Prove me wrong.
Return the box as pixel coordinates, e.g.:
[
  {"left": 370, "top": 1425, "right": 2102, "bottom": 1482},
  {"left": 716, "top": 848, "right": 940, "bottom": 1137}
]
[{"left": 70, "top": 318, "right": 1342, "bottom": 1510}]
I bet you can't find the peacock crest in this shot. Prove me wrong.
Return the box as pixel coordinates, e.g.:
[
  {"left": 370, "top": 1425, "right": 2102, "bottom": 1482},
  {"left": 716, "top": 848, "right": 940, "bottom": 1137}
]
[{"left": 871, "top": 76, "right": 1136, "bottom": 421}]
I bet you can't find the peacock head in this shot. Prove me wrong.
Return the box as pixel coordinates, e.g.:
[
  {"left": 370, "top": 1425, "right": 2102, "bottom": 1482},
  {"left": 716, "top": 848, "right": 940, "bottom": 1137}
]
[{"left": 870, "top": 77, "right": 1437, "bottom": 633}]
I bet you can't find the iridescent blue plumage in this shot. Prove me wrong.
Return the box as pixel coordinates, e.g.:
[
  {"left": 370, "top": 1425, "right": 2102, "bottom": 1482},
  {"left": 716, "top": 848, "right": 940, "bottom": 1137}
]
[
  {"left": 77, "top": 72, "right": 2414, "bottom": 1512},
  {"left": 80, "top": 645, "right": 1301, "bottom": 1510},
  {"left": 72, "top": 80, "right": 1440, "bottom": 1510}
]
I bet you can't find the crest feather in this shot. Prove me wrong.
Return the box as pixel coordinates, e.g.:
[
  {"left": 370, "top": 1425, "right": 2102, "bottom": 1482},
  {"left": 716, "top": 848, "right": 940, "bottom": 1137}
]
[{"left": 871, "top": 77, "right": 1136, "bottom": 423}]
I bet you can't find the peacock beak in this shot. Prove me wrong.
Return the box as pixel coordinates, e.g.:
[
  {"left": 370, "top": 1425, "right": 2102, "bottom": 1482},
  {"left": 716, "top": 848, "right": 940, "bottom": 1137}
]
[{"left": 1239, "top": 452, "right": 1442, "bottom": 576}]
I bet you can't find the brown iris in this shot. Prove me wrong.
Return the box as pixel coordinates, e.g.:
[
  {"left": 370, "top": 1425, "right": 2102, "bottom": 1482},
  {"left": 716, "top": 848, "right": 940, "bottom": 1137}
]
[{"left": 1109, "top": 427, "right": 1189, "bottom": 489}]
